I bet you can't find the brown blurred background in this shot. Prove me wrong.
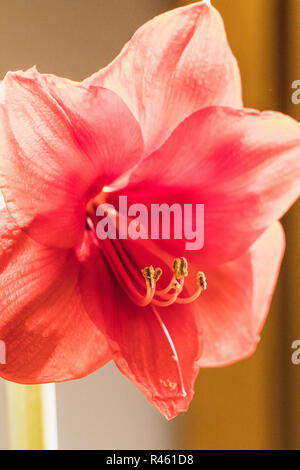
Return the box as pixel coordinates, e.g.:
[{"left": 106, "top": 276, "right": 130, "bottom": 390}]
[
  {"left": 180, "top": 0, "right": 300, "bottom": 450},
  {"left": 0, "top": 0, "right": 299, "bottom": 450}
]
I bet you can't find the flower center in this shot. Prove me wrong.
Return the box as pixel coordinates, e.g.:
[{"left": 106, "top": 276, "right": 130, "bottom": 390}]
[
  {"left": 101, "top": 234, "right": 207, "bottom": 309},
  {"left": 84, "top": 202, "right": 207, "bottom": 399},
  {"left": 86, "top": 196, "right": 207, "bottom": 308},
  {"left": 103, "top": 250, "right": 207, "bottom": 400},
  {"left": 137, "top": 257, "right": 207, "bottom": 308},
  {"left": 100, "top": 243, "right": 207, "bottom": 399},
  {"left": 85, "top": 187, "right": 109, "bottom": 228}
]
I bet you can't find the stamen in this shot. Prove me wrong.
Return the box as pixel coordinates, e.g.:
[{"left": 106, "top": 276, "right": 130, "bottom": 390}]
[
  {"left": 102, "top": 238, "right": 207, "bottom": 309},
  {"left": 154, "top": 268, "right": 163, "bottom": 282},
  {"left": 101, "top": 239, "right": 154, "bottom": 307},
  {"left": 155, "top": 257, "right": 187, "bottom": 297},
  {"left": 173, "top": 257, "right": 188, "bottom": 279},
  {"left": 141, "top": 265, "right": 162, "bottom": 288},
  {"left": 151, "top": 294, "right": 180, "bottom": 308},
  {"left": 198, "top": 272, "right": 207, "bottom": 291},
  {"left": 151, "top": 278, "right": 184, "bottom": 307},
  {"left": 86, "top": 195, "right": 207, "bottom": 313},
  {"left": 87, "top": 215, "right": 207, "bottom": 310},
  {"left": 112, "top": 237, "right": 145, "bottom": 288},
  {"left": 155, "top": 274, "right": 176, "bottom": 295},
  {"left": 155, "top": 279, "right": 183, "bottom": 299},
  {"left": 175, "top": 272, "right": 207, "bottom": 304},
  {"left": 139, "top": 285, "right": 155, "bottom": 307}
]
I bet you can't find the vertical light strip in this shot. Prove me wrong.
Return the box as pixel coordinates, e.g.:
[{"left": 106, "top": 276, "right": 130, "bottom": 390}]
[
  {"left": 6, "top": 382, "right": 58, "bottom": 450},
  {"left": 6, "top": 383, "right": 44, "bottom": 450},
  {"left": 41, "top": 384, "right": 58, "bottom": 450}
]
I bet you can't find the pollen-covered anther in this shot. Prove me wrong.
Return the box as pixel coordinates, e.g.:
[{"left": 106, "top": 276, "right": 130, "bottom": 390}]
[
  {"left": 154, "top": 267, "right": 163, "bottom": 282},
  {"left": 141, "top": 265, "right": 162, "bottom": 288},
  {"left": 137, "top": 260, "right": 206, "bottom": 308},
  {"left": 198, "top": 272, "right": 207, "bottom": 291},
  {"left": 141, "top": 265, "right": 155, "bottom": 288},
  {"left": 175, "top": 270, "right": 207, "bottom": 305},
  {"left": 173, "top": 257, "right": 188, "bottom": 279}
]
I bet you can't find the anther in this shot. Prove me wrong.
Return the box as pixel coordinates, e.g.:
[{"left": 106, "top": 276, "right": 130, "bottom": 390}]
[
  {"left": 198, "top": 272, "right": 207, "bottom": 291},
  {"left": 154, "top": 268, "right": 163, "bottom": 283},
  {"left": 102, "top": 235, "right": 206, "bottom": 309},
  {"left": 173, "top": 257, "right": 188, "bottom": 279},
  {"left": 175, "top": 272, "right": 207, "bottom": 305},
  {"left": 141, "top": 265, "right": 156, "bottom": 288},
  {"left": 85, "top": 206, "right": 206, "bottom": 310}
]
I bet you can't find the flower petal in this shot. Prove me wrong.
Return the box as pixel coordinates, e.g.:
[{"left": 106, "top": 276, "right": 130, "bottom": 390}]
[
  {"left": 79, "top": 242, "right": 203, "bottom": 420},
  {"left": 0, "top": 197, "right": 22, "bottom": 258},
  {"left": 125, "top": 106, "right": 300, "bottom": 266},
  {"left": 112, "top": 302, "right": 202, "bottom": 420},
  {"left": 0, "top": 70, "right": 143, "bottom": 248},
  {"left": 196, "top": 222, "right": 285, "bottom": 366},
  {"left": 0, "top": 231, "right": 111, "bottom": 383},
  {"left": 37, "top": 69, "right": 144, "bottom": 185},
  {"left": 85, "top": 2, "right": 242, "bottom": 154}
]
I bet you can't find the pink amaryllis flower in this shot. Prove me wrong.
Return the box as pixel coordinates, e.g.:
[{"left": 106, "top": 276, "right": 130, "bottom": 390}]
[{"left": 0, "top": 2, "right": 299, "bottom": 419}]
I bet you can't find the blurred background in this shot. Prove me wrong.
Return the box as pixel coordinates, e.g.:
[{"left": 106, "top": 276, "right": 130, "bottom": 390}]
[{"left": 0, "top": 0, "right": 299, "bottom": 450}]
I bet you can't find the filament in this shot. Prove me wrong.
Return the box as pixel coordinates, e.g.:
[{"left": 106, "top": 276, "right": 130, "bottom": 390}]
[
  {"left": 101, "top": 238, "right": 153, "bottom": 307},
  {"left": 175, "top": 287, "right": 203, "bottom": 304},
  {"left": 86, "top": 212, "right": 207, "bottom": 310},
  {"left": 101, "top": 237, "right": 207, "bottom": 309},
  {"left": 155, "top": 274, "right": 176, "bottom": 295}
]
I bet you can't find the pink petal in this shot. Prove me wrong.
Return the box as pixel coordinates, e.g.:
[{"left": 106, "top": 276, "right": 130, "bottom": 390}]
[
  {"left": 112, "top": 302, "right": 202, "bottom": 420},
  {"left": 0, "top": 231, "right": 111, "bottom": 383},
  {"left": 0, "top": 200, "right": 22, "bottom": 258},
  {"left": 0, "top": 70, "right": 143, "bottom": 248},
  {"left": 85, "top": 2, "right": 242, "bottom": 154},
  {"left": 125, "top": 106, "right": 300, "bottom": 266},
  {"left": 38, "top": 69, "right": 144, "bottom": 185},
  {"left": 196, "top": 222, "right": 285, "bottom": 366},
  {"left": 79, "top": 242, "right": 202, "bottom": 420}
]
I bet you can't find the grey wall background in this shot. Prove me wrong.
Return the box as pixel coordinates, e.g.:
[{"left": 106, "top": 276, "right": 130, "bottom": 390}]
[
  {"left": 0, "top": 364, "right": 180, "bottom": 450},
  {"left": 57, "top": 364, "right": 179, "bottom": 450},
  {"left": 0, "top": 0, "right": 181, "bottom": 450}
]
